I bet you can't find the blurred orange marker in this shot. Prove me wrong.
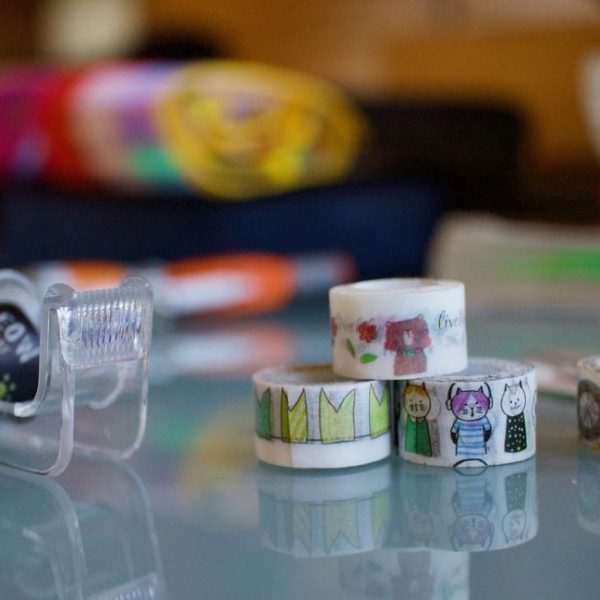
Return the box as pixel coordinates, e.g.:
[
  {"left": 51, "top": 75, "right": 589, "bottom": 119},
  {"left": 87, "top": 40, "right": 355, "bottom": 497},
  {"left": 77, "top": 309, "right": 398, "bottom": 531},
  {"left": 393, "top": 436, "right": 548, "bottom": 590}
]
[
  {"left": 159, "top": 253, "right": 297, "bottom": 317},
  {"left": 31, "top": 251, "right": 356, "bottom": 319},
  {"left": 31, "top": 259, "right": 128, "bottom": 291}
]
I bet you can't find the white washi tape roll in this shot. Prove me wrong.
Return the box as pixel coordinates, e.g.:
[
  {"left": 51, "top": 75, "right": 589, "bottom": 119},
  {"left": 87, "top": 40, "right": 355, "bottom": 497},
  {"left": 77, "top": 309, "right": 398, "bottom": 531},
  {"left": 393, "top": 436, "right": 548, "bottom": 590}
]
[
  {"left": 257, "top": 461, "right": 392, "bottom": 557},
  {"left": 398, "top": 357, "right": 536, "bottom": 467},
  {"left": 396, "top": 459, "right": 537, "bottom": 552},
  {"left": 329, "top": 279, "right": 467, "bottom": 380},
  {"left": 577, "top": 356, "right": 600, "bottom": 448},
  {"left": 253, "top": 364, "right": 391, "bottom": 468}
]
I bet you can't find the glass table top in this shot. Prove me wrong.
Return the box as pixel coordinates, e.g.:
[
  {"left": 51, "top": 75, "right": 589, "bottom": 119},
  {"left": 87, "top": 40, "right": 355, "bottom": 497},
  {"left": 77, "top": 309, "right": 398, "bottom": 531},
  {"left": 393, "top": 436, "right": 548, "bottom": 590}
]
[{"left": 1, "top": 299, "right": 597, "bottom": 599}]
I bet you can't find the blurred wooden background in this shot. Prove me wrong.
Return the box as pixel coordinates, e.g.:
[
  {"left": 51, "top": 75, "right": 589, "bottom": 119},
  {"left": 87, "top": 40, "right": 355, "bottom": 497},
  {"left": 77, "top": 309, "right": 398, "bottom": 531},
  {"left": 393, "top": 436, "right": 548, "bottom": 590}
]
[{"left": 3, "top": 1, "right": 600, "bottom": 174}]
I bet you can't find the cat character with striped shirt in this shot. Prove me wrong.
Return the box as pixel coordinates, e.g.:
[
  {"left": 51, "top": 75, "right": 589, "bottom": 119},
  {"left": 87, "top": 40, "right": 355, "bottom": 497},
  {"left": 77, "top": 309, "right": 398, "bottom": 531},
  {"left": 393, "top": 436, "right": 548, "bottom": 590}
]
[{"left": 447, "top": 384, "right": 493, "bottom": 463}]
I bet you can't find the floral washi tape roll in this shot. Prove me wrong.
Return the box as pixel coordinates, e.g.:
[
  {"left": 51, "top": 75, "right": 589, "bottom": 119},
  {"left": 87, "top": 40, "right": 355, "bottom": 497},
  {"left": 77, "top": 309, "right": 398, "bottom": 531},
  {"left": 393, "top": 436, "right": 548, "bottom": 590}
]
[
  {"left": 329, "top": 279, "right": 467, "bottom": 380},
  {"left": 253, "top": 364, "right": 391, "bottom": 468},
  {"left": 398, "top": 357, "right": 536, "bottom": 467},
  {"left": 577, "top": 356, "right": 600, "bottom": 449}
]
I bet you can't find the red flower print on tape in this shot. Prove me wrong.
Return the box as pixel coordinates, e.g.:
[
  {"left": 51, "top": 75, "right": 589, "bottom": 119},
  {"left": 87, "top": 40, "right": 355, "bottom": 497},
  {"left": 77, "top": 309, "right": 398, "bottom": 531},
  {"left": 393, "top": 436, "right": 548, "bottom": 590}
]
[
  {"left": 357, "top": 321, "right": 377, "bottom": 343},
  {"left": 331, "top": 317, "right": 338, "bottom": 338}
]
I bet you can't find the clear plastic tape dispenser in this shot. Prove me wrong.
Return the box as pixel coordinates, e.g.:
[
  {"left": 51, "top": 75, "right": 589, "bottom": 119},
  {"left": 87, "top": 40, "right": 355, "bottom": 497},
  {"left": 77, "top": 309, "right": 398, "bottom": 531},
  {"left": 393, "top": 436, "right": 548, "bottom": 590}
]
[{"left": 0, "top": 270, "right": 153, "bottom": 476}]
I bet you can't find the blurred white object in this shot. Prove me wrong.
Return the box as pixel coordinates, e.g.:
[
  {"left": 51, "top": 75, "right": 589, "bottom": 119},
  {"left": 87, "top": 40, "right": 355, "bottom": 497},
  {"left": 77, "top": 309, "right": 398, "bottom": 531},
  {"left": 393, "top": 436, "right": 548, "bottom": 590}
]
[
  {"left": 525, "top": 348, "right": 579, "bottom": 397},
  {"left": 39, "top": 0, "right": 147, "bottom": 61},
  {"left": 428, "top": 213, "right": 600, "bottom": 313}
]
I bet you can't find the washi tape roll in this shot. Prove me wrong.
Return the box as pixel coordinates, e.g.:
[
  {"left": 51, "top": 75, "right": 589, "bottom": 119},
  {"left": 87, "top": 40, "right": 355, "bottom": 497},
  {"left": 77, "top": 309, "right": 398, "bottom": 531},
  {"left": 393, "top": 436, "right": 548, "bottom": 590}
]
[
  {"left": 253, "top": 364, "right": 391, "bottom": 468},
  {"left": 397, "top": 357, "right": 536, "bottom": 467},
  {"left": 394, "top": 458, "right": 537, "bottom": 552},
  {"left": 257, "top": 461, "right": 392, "bottom": 557},
  {"left": 577, "top": 356, "right": 600, "bottom": 448},
  {"left": 330, "top": 279, "right": 467, "bottom": 380}
]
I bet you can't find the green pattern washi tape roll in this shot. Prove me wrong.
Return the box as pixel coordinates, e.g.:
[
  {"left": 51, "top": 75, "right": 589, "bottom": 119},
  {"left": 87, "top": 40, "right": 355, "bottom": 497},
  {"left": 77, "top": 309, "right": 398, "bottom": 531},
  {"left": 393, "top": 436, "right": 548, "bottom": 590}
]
[{"left": 253, "top": 363, "right": 391, "bottom": 468}]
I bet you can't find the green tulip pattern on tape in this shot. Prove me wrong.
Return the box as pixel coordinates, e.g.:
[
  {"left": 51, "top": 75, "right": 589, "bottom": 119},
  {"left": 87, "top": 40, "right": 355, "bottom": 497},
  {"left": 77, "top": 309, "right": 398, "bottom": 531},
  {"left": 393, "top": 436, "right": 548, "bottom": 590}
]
[
  {"left": 369, "top": 384, "right": 390, "bottom": 438},
  {"left": 256, "top": 388, "right": 272, "bottom": 440},
  {"left": 281, "top": 389, "right": 308, "bottom": 443},
  {"left": 320, "top": 389, "right": 356, "bottom": 443},
  {"left": 256, "top": 383, "right": 390, "bottom": 442}
]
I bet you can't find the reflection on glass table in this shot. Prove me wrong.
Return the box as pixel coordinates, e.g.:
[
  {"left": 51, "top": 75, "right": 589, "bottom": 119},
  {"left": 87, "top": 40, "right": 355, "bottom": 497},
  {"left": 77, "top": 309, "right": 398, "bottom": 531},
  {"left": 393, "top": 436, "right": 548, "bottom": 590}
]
[
  {"left": 340, "top": 548, "right": 469, "bottom": 600},
  {"left": 257, "top": 457, "right": 537, "bottom": 599},
  {"left": 119, "top": 299, "right": 600, "bottom": 598},
  {"left": 394, "top": 458, "right": 537, "bottom": 552},
  {"left": 577, "top": 449, "right": 600, "bottom": 537},
  {"left": 0, "top": 454, "right": 165, "bottom": 599},
  {"left": 258, "top": 461, "right": 392, "bottom": 557}
]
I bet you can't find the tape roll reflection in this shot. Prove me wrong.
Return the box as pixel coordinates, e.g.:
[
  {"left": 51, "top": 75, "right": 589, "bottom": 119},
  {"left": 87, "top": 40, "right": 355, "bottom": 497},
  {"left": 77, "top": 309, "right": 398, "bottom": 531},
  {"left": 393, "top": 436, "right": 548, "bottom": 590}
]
[
  {"left": 257, "top": 461, "right": 392, "bottom": 557},
  {"left": 577, "top": 449, "right": 600, "bottom": 536},
  {"left": 393, "top": 458, "right": 538, "bottom": 552},
  {"left": 330, "top": 279, "right": 467, "bottom": 380},
  {"left": 253, "top": 364, "right": 391, "bottom": 468},
  {"left": 398, "top": 357, "right": 537, "bottom": 467},
  {"left": 339, "top": 548, "right": 469, "bottom": 600}
]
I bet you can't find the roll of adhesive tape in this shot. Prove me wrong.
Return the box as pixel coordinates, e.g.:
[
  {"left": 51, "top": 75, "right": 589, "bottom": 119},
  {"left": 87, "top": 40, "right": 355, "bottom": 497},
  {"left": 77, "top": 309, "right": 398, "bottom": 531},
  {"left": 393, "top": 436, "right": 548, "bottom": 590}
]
[
  {"left": 330, "top": 279, "right": 467, "bottom": 380},
  {"left": 0, "top": 271, "right": 40, "bottom": 403},
  {"left": 577, "top": 450, "right": 600, "bottom": 536},
  {"left": 253, "top": 364, "right": 391, "bottom": 468},
  {"left": 398, "top": 357, "right": 536, "bottom": 467},
  {"left": 577, "top": 356, "right": 600, "bottom": 448}
]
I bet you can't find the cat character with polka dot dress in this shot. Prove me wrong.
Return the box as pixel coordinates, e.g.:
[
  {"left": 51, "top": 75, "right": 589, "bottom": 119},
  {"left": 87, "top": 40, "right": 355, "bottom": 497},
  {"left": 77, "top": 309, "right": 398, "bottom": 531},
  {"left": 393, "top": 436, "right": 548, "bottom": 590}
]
[{"left": 501, "top": 380, "right": 528, "bottom": 453}]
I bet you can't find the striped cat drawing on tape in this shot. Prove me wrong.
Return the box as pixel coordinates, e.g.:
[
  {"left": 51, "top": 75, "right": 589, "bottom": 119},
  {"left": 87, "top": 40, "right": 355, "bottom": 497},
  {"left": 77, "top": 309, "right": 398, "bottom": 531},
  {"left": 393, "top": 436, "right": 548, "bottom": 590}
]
[
  {"left": 449, "top": 474, "right": 494, "bottom": 551},
  {"left": 384, "top": 316, "right": 431, "bottom": 376},
  {"left": 447, "top": 384, "right": 493, "bottom": 462}
]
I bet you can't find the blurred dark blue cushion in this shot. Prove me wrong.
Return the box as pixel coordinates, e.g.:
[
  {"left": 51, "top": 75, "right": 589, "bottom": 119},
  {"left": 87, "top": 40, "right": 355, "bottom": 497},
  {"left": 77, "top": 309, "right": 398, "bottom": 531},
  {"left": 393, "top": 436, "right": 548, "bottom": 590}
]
[{"left": 0, "top": 180, "right": 445, "bottom": 278}]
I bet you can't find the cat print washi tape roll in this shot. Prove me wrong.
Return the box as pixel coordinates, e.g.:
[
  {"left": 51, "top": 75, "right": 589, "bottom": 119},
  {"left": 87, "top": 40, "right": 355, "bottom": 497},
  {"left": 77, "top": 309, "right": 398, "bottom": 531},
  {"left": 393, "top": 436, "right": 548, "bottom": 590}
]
[
  {"left": 398, "top": 357, "right": 536, "bottom": 467},
  {"left": 395, "top": 458, "right": 538, "bottom": 552},
  {"left": 577, "top": 356, "right": 600, "bottom": 449},
  {"left": 257, "top": 460, "right": 392, "bottom": 557},
  {"left": 253, "top": 364, "right": 392, "bottom": 468},
  {"left": 329, "top": 279, "right": 467, "bottom": 380}
]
